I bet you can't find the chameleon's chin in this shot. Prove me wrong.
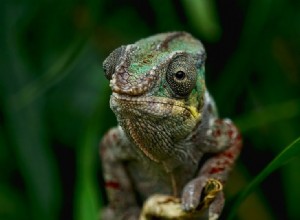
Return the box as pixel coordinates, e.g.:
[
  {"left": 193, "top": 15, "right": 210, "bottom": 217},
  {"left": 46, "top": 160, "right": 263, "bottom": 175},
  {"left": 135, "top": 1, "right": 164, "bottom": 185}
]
[{"left": 110, "top": 93, "right": 201, "bottom": 163}]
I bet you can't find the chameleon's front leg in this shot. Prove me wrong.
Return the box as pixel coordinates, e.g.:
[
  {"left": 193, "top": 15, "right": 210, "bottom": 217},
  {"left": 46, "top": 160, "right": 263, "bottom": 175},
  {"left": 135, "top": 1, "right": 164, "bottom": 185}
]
[
  {"left": 100, "top": 127, "right": 139, "bottom": 220},
  {"left": 182, "top": 119, "right": 242, "bottom": 219}
]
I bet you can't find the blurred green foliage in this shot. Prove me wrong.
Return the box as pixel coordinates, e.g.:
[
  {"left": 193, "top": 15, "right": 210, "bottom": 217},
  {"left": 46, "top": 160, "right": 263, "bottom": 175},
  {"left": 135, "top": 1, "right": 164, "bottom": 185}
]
[{"left": 0, "top": 0, "right": 300, "bottom": 219}]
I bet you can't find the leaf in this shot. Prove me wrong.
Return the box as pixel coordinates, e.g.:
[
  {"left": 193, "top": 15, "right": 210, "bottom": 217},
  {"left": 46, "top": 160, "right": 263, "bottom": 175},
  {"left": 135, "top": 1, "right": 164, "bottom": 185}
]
[
  {"left": 11, "top": 37, "right": 87, "bottom": 110},
  {"left": 228, "top": 137, "right": 300, "bottom": 219},
  {"left": 181, "top": 0, "right": 221, "bottom": 41}
]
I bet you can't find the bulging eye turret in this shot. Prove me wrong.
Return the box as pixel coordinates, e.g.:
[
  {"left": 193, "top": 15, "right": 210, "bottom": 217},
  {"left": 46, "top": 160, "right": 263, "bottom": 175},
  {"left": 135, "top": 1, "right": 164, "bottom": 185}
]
[
  {"left": 166, "top": 55, "right": 197, "bottom": 97},
  {"left": 103, "top": 46, "right": 125, "bottom": 80}
]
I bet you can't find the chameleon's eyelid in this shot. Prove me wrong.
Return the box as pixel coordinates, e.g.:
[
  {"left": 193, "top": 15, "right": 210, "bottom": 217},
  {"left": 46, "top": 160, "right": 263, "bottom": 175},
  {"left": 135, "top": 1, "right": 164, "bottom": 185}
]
[
  {"left": 168, "top": 51, "right": 205, "bottom": 63},
  {"left": 168, "top": 52, "right": 188, "bottom": 61},
  {"left": 167, "top": 53, "right": 203, "bottom": 71},
  {"left": 147, "top": 51, "right": 188, "bottom": 74}
]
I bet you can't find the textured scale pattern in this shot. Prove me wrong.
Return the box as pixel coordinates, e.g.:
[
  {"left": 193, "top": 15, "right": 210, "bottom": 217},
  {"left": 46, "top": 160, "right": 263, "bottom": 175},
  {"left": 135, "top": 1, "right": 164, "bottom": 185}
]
[{"left": 100, "top": 32, "right": 242, "bottom": 220}]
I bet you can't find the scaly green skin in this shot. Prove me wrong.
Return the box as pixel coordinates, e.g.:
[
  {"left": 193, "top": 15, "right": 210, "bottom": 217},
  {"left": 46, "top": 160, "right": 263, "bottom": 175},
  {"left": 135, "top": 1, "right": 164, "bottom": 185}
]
[{"left": 100, "top": 32, "right": 242, "bottom": 220}]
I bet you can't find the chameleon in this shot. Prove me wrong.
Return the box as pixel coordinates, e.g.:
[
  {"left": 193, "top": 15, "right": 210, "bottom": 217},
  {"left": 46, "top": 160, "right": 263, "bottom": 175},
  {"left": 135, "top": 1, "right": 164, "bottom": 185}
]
[{"left": 100, "top": 32, "right": 242, "bottom": 220}]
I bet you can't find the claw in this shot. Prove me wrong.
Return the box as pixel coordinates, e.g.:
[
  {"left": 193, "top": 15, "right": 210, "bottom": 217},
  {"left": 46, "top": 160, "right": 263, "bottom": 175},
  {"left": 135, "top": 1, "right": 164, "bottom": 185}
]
[
  {"left": 182, "top": 198, "right": 198, "bottom": 212},
  {"left": 182, "top": 178, "right": 223, "bottom": 214}
]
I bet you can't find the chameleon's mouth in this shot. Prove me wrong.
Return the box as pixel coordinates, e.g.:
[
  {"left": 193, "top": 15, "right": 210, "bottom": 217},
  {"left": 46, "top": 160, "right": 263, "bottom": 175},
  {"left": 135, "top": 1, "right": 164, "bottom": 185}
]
[
  {"left": 111, "top": 92, "right": 184, "bottom": 106},
  {"left": 111, "top": 93, "right": 201, "bottom": 119}
]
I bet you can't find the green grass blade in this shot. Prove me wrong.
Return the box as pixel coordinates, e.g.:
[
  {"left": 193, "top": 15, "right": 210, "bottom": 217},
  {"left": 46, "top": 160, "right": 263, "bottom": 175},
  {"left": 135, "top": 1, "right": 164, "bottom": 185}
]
[
  {"left": 228, "top": 137, "right": 300, "bottom": 219},
  {"left": 235, "top": 99, "right": 300, "bottom": 132},
  {"left": 74, "top": 82, "right": 111, "bottom": 220},
  {"left": 75, "top": 113, "right": 103, "bottom": 220},
  {"left": 11, "top": 37, "right": 87, "bottom": 110},
  {"left": 214, "top": 0, "right": 273, "bottom": 112},
  {"left": 181, "top": 0, "right": 221, "bottom": 41},
  {"left": 1, "top": 3, "right": 62, "bottom": 218}
]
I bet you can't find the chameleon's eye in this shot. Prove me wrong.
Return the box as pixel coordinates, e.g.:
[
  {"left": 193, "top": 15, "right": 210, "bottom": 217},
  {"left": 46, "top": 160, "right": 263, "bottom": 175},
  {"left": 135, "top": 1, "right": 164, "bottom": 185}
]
[
  {"left": 174, "top": 71, "right": 186, "bottom": 80},
  {"left": 103, "top": 46, "right": 125, "bottom": 80},
  {"left": 166, "top": 55, "right": 197, "bottom": 97}
]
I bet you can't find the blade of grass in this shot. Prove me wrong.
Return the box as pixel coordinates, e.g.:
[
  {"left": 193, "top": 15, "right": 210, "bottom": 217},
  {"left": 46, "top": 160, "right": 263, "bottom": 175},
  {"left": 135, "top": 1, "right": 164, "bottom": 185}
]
[
  {"left": 1, "top": 3, "right": 62, "bottom": 219},
  {"left": 75, "top": 118, "right": 102, "bottom": 220},
  {"left": 234, "top": 99, "right": 300, "bottom": 132},
  {"left": 225, "top": 164, "right": 274, "bottom": 220},
  {"left": 11, "top": 37, "right": 87, "bottom": 110},
  {"left": 282, "top": 159, "right": 300, "bottom": 219},
  {"left": 214, "top": 0, "right": 273, "bottom": 112},
  {"left": 74, "top": 82, "right": 111, "bottom": 220},
  {"left": 227, "top": 137, "right": 300, "bottom": 219}
]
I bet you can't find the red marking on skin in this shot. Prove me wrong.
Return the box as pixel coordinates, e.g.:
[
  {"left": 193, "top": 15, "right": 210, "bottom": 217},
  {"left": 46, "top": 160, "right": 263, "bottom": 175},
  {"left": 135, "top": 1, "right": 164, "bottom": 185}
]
[
  {"left": 223, "top": 151, "right": 234, "bottom": 159},
  {"left": 213, "top": 129, "right": 221, "bottom": 137},
  {"left": 209, "top": 167, "right": 225, "bottom": 174},
  {"left": 228, "top": 129, "right": 234, "bottom": 138},
  {"left": 112, "top": 132, "right": 118, "bottom": 141},
  {"left": 105, "top": 181, "right": 120, "bottom": 189},
  {"left": 219, "top": 160, "right": 231, "bottom": 168}
]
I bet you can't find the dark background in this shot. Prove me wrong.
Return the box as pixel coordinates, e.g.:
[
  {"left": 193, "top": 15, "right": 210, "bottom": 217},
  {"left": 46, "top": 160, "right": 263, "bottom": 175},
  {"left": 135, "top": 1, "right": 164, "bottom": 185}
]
[{"left": 1, "top": 0, "right": 300, "bottom": 219}]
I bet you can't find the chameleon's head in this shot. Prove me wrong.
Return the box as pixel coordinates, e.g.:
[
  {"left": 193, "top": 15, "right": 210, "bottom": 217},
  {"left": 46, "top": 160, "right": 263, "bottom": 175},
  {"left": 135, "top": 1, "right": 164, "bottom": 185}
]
[
  {"left": 103, "top": 32, "right": 206, "bottom": 98},
  {"left": 103, "top": 32, "right": 207, "bottom": 163}
]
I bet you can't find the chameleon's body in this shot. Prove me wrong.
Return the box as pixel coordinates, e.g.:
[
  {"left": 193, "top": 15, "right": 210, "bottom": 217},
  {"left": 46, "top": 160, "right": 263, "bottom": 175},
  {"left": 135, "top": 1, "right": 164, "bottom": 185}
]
[{"left": 100, "top": 32, "right": 242, "bottom": 220}]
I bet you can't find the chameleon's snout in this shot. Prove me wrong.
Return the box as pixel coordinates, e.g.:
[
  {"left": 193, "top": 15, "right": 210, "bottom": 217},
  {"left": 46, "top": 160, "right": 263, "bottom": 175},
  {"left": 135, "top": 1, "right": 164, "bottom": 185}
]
[{"left": 110, "top": 69, "right": 157, "bottom": 96}]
